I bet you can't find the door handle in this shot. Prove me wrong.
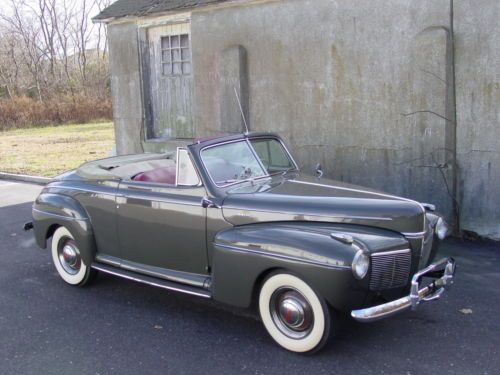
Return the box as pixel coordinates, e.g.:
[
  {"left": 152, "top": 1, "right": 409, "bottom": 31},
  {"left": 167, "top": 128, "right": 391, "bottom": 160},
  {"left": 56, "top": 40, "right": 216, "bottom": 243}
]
[{"left": 201, "top": 197, "right": 220, "bottom": 209}]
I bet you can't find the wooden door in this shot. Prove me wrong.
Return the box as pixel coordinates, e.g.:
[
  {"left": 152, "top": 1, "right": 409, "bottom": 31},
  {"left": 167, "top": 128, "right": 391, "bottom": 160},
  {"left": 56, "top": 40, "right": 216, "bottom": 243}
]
[{"left": 147, "top": 23, "right": 194, "bottom": 139}]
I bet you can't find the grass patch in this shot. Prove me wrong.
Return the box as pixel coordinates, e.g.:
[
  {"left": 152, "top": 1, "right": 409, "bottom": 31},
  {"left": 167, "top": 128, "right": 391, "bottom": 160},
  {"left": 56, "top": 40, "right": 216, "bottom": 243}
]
[{"left": 0, "top": 122, "right": 115, "bottom": 177}]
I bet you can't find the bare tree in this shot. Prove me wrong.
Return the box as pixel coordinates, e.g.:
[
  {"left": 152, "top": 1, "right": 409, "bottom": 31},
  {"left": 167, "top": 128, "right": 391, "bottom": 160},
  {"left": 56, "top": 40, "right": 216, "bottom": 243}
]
[{"left": 0, "top": 0, "right": 110, "bottom": 100}]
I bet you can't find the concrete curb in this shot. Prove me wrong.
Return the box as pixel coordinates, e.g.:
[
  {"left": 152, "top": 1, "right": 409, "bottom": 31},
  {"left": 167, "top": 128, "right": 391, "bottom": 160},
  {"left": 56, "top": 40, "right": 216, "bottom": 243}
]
[{"left": 0, "top": 172, "right": 51, "bottom": 185}]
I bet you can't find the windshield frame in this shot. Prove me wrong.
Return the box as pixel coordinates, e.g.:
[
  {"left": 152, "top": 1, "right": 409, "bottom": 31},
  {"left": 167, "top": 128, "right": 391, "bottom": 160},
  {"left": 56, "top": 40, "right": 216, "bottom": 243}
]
[{"left": 200, "top": 136, "right": 299, "bottom": 188}]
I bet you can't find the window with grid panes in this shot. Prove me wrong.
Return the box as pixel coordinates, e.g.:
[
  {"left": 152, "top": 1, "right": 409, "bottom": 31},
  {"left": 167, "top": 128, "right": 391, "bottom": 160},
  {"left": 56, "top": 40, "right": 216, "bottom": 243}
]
[{"left": 161, "top": 34, "right": 191, "bottom": 76}]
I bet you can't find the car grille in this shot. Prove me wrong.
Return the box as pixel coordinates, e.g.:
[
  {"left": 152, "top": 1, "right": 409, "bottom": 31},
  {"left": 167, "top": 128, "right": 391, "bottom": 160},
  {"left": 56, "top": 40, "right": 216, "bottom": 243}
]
[{"left": 370, "top": 249, "right": 412, "bottom": 291}]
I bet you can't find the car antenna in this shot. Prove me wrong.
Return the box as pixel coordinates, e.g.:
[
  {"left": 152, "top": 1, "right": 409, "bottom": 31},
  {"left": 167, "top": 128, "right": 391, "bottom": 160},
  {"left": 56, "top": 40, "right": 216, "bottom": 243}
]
[{"left": 233, "top": 86, "right": 249, "bottom": 135}]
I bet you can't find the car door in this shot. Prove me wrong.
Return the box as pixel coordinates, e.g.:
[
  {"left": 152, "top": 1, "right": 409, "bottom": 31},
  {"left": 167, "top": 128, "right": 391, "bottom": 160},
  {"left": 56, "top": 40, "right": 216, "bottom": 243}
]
[{"left": 115, "top": 149, "right": 208, "bottom": 275}]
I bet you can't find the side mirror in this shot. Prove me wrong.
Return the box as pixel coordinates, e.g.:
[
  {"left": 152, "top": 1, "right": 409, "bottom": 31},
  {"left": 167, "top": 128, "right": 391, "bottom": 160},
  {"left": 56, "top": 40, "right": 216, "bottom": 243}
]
[
  {"left": 201, "top": 197, "right": 220, "bottom": 209},
  {"left": 315, "top": 163, "right": 324, "bottom": 179}
]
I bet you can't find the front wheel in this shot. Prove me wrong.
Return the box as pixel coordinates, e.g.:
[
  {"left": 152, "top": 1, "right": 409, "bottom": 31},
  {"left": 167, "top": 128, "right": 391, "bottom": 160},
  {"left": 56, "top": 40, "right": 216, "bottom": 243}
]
[
  {"left": 51, "top": 226, "right": 96, "bottom": 286},
  {"left": 258, "top": 272, "right": 332, "bottom": 353}
]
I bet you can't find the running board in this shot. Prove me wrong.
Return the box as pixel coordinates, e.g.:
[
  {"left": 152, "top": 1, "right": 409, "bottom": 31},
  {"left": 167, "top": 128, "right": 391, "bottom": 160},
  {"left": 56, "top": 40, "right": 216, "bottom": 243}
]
[{"left": 91, "top": 262, "right": 212, "bottom": 299}]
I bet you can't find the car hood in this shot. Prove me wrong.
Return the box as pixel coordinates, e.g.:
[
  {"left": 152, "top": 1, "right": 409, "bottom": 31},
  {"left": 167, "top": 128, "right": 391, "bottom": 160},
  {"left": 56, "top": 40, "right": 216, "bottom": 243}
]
[{"left": 221, "top": 173, "right": 425, "bottom": 234}]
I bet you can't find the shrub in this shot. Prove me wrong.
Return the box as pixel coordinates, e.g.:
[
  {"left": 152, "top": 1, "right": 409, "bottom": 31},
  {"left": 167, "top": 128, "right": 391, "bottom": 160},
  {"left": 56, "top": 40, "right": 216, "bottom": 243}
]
[{"left": 0, "top": 95, "right": 113, "bottom": 130}]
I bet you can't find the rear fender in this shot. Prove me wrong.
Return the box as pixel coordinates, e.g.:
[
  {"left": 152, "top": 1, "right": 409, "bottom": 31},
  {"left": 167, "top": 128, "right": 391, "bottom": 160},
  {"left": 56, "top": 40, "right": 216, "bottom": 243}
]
[{"left": 32, "top": 193, "right": 96, "bottom": 266}]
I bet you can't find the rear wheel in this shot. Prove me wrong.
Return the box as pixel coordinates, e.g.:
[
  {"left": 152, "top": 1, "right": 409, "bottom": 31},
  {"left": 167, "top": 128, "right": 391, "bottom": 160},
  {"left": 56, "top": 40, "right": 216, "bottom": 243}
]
[
  {"left": 258, "top": 272, "right": 332, "bottom": 353},
  {"left": 51, "top": 226, "right": 96, "bottom": 286}
]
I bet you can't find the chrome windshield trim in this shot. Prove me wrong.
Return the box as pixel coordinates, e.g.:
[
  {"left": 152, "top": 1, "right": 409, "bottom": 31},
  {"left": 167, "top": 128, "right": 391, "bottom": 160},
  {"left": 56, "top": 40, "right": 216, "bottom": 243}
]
[
  {"left": 245, "top": 138, "right": 268, "bottom": 175},
  {"left": 215, "top": 243, "right": 350, "bottom": 270},
  {"left": 200, "top": 139, "right": 265, "bottom": 188},
  {"left": 248, "top": 135, "right": 299, "bottom": 171},
  {"left": 200, "top": 136, "right": 298, "bottom": 189}
]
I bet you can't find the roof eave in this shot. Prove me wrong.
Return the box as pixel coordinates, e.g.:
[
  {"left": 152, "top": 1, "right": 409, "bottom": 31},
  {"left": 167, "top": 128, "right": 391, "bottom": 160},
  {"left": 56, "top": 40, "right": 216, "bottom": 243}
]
[{"left": 92, "top": 16, "right": 116, "bottom": 24}]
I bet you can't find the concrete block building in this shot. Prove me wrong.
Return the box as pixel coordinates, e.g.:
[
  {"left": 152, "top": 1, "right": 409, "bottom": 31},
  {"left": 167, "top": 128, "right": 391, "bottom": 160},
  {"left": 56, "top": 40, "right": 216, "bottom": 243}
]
[{"left": 94, "top": 0, "right": 500, "bottom": 239}]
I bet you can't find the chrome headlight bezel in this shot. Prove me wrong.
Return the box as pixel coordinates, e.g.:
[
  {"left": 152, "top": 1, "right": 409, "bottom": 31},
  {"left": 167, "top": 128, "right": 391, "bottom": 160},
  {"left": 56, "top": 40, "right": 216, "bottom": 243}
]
[
  {"left": 352, "top": 249, "right": 370, "bottom": 280},
  {"left": 436, "top": 217, "right": 450, "bottom": 240}
]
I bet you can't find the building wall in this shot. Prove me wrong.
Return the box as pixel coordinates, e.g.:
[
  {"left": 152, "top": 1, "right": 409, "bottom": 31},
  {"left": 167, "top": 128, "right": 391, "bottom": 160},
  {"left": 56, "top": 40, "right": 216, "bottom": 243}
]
[
  {"left": 454, "top": 0, "right": 500, "bottom": 239},
  {"left": 107, "top": 0, "right": 500, "bottom": 239},
  {"left": 191, "top": 0, "right": 454, "bottom": 217},
  {"left": 108, "top": 22, "right": 144, "bottom": 154}
]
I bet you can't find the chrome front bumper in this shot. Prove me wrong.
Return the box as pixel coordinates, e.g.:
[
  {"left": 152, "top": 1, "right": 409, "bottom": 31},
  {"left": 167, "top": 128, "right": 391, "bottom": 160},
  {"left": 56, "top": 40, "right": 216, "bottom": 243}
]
[{"left": 351, "top": 257, "right": 456, "bottom": 323}]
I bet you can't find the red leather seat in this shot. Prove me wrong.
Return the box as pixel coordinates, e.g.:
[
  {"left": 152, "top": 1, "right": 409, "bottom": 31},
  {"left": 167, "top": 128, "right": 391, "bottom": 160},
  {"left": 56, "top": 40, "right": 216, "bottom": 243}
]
[{"left": 133, "top": 166, "right": 176, "bottom": 185}]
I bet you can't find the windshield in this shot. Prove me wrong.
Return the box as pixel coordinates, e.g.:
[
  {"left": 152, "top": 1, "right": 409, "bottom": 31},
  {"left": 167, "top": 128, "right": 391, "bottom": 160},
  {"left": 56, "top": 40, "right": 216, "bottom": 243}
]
[
  {"left": 250, "top": 138, "right": 295, "bottom": 174},
  {"left": 201, "top": 138, "right": 295, "bottom": 187}
]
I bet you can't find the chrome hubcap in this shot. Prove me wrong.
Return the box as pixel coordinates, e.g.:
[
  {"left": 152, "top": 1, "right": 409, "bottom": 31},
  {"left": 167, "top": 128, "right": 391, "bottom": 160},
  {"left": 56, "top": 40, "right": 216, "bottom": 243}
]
[
  {"left": 270, "top": 288, "right": 314, "bottom": 339},
  {"left": 279, "top": 298, "right": 305, "bottom": 328},
  {"left": 58, "top": 239, "right": 81, "bottom": 275}
]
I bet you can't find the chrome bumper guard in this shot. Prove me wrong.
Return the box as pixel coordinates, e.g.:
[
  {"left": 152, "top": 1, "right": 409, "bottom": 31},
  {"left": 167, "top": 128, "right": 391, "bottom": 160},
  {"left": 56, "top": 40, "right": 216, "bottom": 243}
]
[{"left": 351, "top": 257, "right": 456, "bottom": 323}]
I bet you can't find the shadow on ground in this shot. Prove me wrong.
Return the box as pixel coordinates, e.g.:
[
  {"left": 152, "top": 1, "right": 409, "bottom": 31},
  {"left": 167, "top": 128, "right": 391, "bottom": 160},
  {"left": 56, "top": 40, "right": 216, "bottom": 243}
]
[{"left": 0, "top": 199, "right": 499, "bottom": 375}]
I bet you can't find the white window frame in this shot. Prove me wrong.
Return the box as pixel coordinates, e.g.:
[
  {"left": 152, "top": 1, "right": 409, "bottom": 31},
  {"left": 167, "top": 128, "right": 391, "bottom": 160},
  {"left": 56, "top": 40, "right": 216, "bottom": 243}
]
[
  {"left": 160, "top": 32, "right": 191, "bottom": 76},
  {"left": 175, "top": 148, "right": 201, "bottom": 186}
]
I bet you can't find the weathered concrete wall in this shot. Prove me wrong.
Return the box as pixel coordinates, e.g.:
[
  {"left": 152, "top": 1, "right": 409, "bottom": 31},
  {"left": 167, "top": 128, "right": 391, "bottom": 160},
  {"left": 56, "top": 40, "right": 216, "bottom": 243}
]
[
  {"left": 455, "top": 0, "right": 500, "bottom": 239},
  {"left": 191, "top": 0, "right": 455, "bottom": 219},
  {"left": 108, "top": 22, "right": 144, "bottom": 154}
]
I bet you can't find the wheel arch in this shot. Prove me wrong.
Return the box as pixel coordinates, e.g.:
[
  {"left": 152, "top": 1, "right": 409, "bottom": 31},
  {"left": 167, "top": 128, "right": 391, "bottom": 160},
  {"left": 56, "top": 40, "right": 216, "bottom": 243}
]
[
  {"left": 210, "top": 222, "right": 374, "bottom": 310},
  {"left": 250, "top": 267, "right": 283, "bottom": 309},
  {"left": 45, "top": 223, "right": 60, "bottom": 243},
  {"left": 32, "top": 192, "right": 97, "bottom": 266}
]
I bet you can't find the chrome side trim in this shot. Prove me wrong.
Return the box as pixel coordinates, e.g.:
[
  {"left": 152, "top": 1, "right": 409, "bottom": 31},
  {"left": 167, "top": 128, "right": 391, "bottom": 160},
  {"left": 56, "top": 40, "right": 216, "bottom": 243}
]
[
  {"left": 116, "top": 192, "right": 201, "bottom": 207},
  {"left": 223, "top": 206, "right": 393, "bottom": 222},
  {"left": 95, "top": 254, "right": 121, "bottom": 267},
  {"left": 402, "top": 231, "right": 427, "bottom": 239},
  {"left": 48, "top": 185, "right": 116, "bottom": 196},
  {"left": 371, "top": 248, "right": 411, "bottom": 257},
  {"left": 215, "top": 243, "right": 350, "bottom": 270},
  {"left": 95, "top": 254, "right": 208, "bottom": 288},
  {"left": 91, "top": 263, "right": 212, "bottom": 299},
  {"left": 32, "top": 207, "right": 88, "bottom": 221}
]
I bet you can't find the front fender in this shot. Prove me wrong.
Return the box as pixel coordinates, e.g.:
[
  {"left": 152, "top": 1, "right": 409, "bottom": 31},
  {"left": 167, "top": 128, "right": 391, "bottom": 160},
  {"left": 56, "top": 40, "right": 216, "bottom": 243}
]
[
  {"left": 32, "top": 192, "right": 96, "bottom": 266},
  {"left": 211, "top": 222, "right": 409, "bottom": 311}
]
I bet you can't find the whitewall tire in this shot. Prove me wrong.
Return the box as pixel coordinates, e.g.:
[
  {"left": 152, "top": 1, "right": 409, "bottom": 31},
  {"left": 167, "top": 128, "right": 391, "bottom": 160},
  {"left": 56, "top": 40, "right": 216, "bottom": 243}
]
[
  {"left": 259, "top": 272, "right": 332, "bottom": 353},
  {"left": 51, "top": 226, "right": 95, "bottom": 286}
]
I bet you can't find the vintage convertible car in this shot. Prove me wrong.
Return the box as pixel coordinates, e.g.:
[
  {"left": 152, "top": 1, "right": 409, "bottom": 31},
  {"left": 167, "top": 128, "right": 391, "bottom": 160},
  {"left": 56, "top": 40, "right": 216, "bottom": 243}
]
[{"left": 27, "top": 132, "right": 456, "bottom": 353}]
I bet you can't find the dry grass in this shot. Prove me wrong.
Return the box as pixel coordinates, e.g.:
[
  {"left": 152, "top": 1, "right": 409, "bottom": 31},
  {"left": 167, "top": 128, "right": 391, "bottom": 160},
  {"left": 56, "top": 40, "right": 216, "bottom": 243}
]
[{"left": 0, "top": 122, "right": 115, "bottom": 177}]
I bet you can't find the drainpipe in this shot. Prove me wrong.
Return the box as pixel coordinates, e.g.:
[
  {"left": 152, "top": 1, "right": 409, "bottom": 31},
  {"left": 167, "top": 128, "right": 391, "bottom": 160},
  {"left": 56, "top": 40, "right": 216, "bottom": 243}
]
[{"left": 446, "top": 0, "right": 460, "bottom": 234}]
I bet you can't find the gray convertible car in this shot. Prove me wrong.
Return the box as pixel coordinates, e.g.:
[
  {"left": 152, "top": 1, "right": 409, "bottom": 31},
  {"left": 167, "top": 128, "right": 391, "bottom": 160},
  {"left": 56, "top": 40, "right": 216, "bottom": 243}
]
[{"left": 27, "top": 132, "right": 455, "bottom": 353}]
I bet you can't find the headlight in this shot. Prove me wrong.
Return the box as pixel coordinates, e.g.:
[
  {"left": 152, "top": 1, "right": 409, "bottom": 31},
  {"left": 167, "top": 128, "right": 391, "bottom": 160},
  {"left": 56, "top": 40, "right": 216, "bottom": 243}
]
[
  {"left": 436, "top": 217, "right": 449, "bottom": 240},
  {"left": 352, "top": 249, "right": 370, "bottom": 280}
]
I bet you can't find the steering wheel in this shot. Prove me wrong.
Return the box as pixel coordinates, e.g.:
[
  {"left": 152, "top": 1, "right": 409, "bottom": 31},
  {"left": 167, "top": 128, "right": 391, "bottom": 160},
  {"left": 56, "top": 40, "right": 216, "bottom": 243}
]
[{"left": 237, "top": 166, "right": 252, "bottom": 180}]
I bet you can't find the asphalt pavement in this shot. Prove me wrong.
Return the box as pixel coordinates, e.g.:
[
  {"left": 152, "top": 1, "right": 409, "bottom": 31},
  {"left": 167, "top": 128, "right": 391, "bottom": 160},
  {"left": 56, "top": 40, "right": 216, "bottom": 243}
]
[{"left": 0, "top": 180, "right": 499, "bottom": 375}]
